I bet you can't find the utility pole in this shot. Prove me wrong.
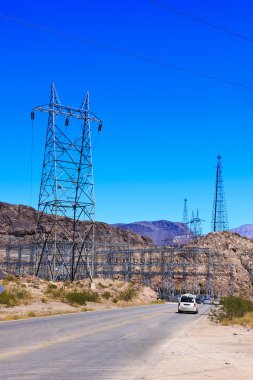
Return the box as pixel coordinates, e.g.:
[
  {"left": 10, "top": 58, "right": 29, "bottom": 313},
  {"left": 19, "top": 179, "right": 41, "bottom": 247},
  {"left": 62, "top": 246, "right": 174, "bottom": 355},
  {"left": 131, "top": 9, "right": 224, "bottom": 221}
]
[
  {"left": 211, "top": 155, "right": 229, "bottom": 232},
  {"left": 32, "top": 83, "right": 102, "bottom": 281}
]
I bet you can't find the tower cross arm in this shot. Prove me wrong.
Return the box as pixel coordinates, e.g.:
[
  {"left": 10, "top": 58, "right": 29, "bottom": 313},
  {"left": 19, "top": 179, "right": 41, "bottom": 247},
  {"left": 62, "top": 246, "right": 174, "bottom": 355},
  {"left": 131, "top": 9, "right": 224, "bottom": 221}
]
[{"left": 32, "top": 103, "right": 102, "bottom": 122}]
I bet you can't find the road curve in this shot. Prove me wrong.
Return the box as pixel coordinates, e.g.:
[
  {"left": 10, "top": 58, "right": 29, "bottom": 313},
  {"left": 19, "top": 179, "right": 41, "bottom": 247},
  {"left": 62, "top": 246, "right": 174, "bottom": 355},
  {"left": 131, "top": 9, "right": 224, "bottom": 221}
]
[{"left": 0, "top": 303, "right": 211, "bottom": 379}]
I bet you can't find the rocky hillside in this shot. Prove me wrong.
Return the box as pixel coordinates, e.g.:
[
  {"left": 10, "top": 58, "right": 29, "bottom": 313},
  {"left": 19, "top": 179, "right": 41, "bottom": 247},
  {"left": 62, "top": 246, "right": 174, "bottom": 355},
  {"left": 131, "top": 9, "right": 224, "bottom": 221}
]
[
  {"left": 112, "top": 220, "right": 191, "bottom": 245},
  {"left": 186, "top": 231, "right": 253, "bottom": 297},
  {"left": 0, "top": 202, "right": 152, "bottom": 247}
]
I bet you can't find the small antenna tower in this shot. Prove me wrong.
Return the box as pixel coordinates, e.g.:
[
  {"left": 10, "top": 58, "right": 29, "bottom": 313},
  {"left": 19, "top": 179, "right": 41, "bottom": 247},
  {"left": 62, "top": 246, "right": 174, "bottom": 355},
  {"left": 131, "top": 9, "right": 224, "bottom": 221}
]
[
  {"left": 182, "top": 198, "right": 189, "bottom": 224},
  {"left": 211, "top": 155, "right": 229, "bottom": 232},
  {"left": 32, "top": 83, "right": 102, "bottom": 281}
]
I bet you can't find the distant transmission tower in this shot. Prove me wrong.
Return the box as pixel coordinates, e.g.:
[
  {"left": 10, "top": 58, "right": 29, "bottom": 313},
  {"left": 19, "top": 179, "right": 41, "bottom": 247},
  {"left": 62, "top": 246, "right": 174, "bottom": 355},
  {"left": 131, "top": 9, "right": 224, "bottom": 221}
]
[
  {"left": 188, "top": 210, "right": 204, "bottom": 236},
  {"left": 211, "top": 155, "right": 229, "bottom": 232},
  {"left": 182, "top": 198, "right": 189, "bottom": 224},
  {"left": 32, "top": 83, "right": 102, "bottom": 281}
]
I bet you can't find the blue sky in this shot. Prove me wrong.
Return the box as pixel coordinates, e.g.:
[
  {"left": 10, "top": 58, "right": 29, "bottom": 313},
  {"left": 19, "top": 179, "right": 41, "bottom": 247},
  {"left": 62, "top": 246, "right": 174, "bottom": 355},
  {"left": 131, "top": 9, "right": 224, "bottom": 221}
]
[{"left": 1, "top": 0, "right": 253, "bottom": 233}]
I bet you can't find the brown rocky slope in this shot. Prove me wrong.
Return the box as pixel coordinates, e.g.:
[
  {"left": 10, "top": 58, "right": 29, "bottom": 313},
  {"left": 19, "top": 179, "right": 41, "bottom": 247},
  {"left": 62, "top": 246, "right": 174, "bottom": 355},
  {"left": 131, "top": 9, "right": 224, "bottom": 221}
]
[{"left": 186, "top": 231, "right": 253, "bottom": 297}]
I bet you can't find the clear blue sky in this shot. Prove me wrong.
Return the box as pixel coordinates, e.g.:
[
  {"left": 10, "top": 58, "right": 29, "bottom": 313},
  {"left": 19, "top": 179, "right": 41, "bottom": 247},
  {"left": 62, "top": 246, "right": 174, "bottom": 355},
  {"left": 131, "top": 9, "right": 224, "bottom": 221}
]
[{"left": 1, "top": 0, "right": 253, "bottom": 233}]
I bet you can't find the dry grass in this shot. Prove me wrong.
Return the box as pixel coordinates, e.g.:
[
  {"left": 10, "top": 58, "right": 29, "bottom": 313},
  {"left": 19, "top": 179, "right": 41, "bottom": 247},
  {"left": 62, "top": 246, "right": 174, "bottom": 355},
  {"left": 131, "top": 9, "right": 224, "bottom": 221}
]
[
  {"left": 80, "top": 307, "right": 94, "bottom": 312},
  {"left": 149, "top": 300, "right": 166, "bottom": 305},
  {"left": 0, "top": 309, "right": 82, "bottom": 322},
  {"left": 222, "top": 311, "right": 253, "bottom": 328}
]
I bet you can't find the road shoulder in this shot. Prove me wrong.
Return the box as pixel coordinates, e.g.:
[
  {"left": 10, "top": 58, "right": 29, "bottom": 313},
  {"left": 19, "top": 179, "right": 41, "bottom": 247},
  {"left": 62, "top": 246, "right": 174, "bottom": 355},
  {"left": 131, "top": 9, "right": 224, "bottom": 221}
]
[{"left": 135, "top": 314, "right": 253, "bottom": 380}]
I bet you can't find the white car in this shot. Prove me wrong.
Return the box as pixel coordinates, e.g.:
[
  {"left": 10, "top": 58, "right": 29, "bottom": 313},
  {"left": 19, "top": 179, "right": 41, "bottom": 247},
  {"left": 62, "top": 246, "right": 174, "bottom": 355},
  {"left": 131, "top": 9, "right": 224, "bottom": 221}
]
[{"left": 178, "top": 294, "right": 198, "bottom": 314}]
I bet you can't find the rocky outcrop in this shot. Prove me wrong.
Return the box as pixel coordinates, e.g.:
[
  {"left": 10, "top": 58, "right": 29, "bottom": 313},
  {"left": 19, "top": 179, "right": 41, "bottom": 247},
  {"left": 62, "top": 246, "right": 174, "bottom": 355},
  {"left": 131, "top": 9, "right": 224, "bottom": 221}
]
[
  {"left": 189, "top": 231, "right": 253, "bottom": 253},
  {"left": 186, "top": 231, "right": 253, "bottom": 297},
  {"left": 0, "top": 202, "right": 152, "bottom": 247}
]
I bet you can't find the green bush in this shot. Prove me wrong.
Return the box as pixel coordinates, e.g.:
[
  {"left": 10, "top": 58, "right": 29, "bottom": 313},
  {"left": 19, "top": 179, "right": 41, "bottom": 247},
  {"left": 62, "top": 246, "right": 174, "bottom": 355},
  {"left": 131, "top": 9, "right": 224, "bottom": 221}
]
[
  {"left": 65, "top": 291, "right": 100, "bottom": 305},
  {"left": 0, "top": 287, "right": 31, "bottom": 307},
  {"left": 27, "top": 311, "right": 36, "bottom": 318},
  {"left": 44, "top": 284, "right": 63, "bottom": 299},
  {"left": 46, "top": 283, "right": 57, "bottom": 292},
  {"left": 219, "top": 296, "right": 253, "bottom": 320},
  {"left": 0, "top": 291, "right": 16, "bottom": 306},
  {"left": 2, "top": 274, "right": 18, "bottom": 284},
  {"left": 102, "top": 291, "right": 112, "bottom": 300},
  {"left": 118, "top": 287, "right": 137, "bottom": 301}
]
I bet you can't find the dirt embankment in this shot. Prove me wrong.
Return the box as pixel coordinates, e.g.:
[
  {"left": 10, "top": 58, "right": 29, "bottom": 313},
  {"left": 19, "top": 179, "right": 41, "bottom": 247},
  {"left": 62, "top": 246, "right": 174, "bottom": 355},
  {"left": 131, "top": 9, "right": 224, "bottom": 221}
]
[{"left": 0, "top": 275, "right": 158, "bottom": 321}]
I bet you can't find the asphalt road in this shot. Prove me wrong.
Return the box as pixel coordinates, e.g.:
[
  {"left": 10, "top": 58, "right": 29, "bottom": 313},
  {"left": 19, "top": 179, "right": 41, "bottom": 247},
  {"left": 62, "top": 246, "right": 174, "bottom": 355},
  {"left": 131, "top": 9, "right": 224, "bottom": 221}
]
[{"left": 0, "top": 303, "right": 211, "bottom": 379}]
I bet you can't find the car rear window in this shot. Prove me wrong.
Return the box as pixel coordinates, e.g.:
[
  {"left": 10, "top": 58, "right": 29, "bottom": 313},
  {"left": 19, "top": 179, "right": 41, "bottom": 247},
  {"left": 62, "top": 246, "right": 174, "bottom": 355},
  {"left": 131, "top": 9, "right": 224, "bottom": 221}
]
[{"left": 181, "top": 296, "right": 194, "bottom": 303}]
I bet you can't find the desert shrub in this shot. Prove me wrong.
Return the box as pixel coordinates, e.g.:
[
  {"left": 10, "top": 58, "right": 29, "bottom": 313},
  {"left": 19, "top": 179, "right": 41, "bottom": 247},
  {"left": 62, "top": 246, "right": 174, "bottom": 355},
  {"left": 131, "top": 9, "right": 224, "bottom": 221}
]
[
  {"left": 118, "top": 287, "right": 137, "bottom": 301},
  {"left": 97, "top": 282, "right": 107, "bottom": 289},
  {"left": 44, "top": 284, "right": 63, "bottom": 299},
  {"left": 80, "top": 307, "right": 93, "bottom": 312},
  {"left": 2, "top": 274, "right": 18, "bottom": 284},
  {"left": 65, "top": 292, "right": 87, "bottom": 305},
  {"left": 219, "top": 296, "right": 253, "bottom": 320},
  {"left": 150, "top": 300, "right": 166, "bottom": 305},
  {"left": 65, "top": 291, "right": 100, "bottom": 305},
  {"left": 112, "top": 298, "right": 118, "bottom": 303},
  {"left": 102, "top": 291, "right": 112, "bottom": 300},
  {"left": 46, "top": 283, "right": 57, "bottom": 292},
  {"left": 27, "top": 311, "right": 36, "bottom": 318},
  {"left": 3, "top": 274, "right": 15, "bottom": 281},
  {"left": 0, "top": 286, "right": 31, "bottom": 307},
  {"left": 0, "top": 291, "right": 17, "bottom": 306}
]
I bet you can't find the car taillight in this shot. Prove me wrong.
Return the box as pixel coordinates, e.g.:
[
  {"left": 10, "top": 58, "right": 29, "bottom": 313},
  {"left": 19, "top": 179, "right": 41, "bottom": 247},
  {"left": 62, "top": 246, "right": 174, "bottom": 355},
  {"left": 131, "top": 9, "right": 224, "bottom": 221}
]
[
  {"left": 194, "top": 303, "right": 196, "bottom": 307},
  {"left": 178, "top": 302, "right": 180, "bottom": 306}
]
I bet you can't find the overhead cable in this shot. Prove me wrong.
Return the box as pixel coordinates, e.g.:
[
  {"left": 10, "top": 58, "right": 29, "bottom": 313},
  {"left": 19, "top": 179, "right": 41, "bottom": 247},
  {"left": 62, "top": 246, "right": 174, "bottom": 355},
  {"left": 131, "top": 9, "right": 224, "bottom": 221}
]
[
  {"left": 1, "top": 13, "right": 253, "bottom": 91},
  {"left": 149, "top": 0, "right": 253, "bottom": 44}
]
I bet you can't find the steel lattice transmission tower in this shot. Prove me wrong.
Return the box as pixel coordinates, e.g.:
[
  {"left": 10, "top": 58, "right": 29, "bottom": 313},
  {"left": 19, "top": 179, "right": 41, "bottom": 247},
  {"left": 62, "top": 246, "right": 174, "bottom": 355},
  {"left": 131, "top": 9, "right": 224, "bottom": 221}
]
[
  {"left": 211, "top": 155, "right": 229, "bottom": 232},
  {"left": 188, "top": 210, "right": 204, "bottom": 236},
  {"left": 182, "top": 198, "right": 189, "bottom": 224},
  {"left": 32, "top": 83, "right": 102, "bottom": 281}
]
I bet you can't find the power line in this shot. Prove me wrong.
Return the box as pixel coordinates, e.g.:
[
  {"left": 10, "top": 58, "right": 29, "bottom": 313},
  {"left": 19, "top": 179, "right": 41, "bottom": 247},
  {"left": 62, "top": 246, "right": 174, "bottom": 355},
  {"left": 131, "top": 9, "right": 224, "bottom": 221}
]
[
  {"left": 1, "top": 13, "right": 253, "bottom": 91},
  {"left": 149, "top": 0, "right": 253, "bottom": 44}
]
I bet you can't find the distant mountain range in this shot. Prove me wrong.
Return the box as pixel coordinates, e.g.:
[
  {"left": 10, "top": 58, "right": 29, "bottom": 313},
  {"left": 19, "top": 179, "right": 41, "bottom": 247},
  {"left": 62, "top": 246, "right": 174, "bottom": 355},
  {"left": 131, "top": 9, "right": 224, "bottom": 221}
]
[
  {"left": 112, "top": 220, "right": 253, "bottom": 245},
  {"left": 112, "top": 220, "right": 191, "bottom": 245},
  {"left": 230, "top": 224, "right": 253, "bottom": 239}
]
